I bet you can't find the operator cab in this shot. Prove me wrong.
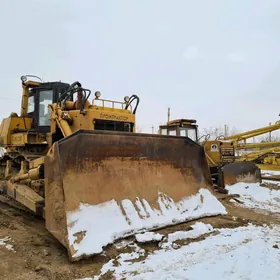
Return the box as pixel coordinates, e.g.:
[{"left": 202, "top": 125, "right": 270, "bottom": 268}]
[
  {"left": 23, "top": 76, "right": 70, "bottom": 132},
  {"left": 159, "top": 119, "right": 198, "bottom": 142}
]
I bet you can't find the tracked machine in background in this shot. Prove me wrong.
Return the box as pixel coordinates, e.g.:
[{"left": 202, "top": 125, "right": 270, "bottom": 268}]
[
  {"left": 219, "top": 120, "right": 280, "bottom": 173},
  {"left": 158, "top": 119, "right": 262, "bottom": 193},
  {"left": 0, "top": 75, "right": 226, "bottom": 261}
]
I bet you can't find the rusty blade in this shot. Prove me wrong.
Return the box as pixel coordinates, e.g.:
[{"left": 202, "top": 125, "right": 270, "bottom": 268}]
[
  {"left": 222, "top": 162, "right": 262, "bottom": 186},
  {"left": 44, "top": 130, "right": 226, "bottom": 261}
]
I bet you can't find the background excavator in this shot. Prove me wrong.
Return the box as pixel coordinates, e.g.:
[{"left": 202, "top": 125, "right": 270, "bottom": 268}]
[
  {"left": 0, "top": 75, "right": 226, "bottom": 262},
  {"left": 158, "top": 119, "right": 262, "bottom": 193}
]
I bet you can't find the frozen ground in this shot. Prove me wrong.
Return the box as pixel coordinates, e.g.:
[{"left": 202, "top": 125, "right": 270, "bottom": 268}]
[
  {"left": 0, "top": 236, "right": 16, "bottom": 253},
  {"left": 83, "top": 223, "right": 280, "bottom": 280},
  {"left": 1, "top": 169, "right": 280, "bottom": 280},
  {"left": 226, "top": 182, "right": 280, "bottom": 214},
  {"left": 261, "top": 170, "right": 280, "bottom": 176},
  {"left": 80, "top": 171, "right": 280, "bottom": 280},
  {"left": 0, "top": 147, "right": 5, "bottom": 157},
  {"left": 261, "top": 170, "right": 280, "bottom": 186}
]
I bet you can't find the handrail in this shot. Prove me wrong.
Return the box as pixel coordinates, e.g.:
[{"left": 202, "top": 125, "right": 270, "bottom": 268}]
[{"left": 92, "top": 98, "right": 132, "bottom": 111}]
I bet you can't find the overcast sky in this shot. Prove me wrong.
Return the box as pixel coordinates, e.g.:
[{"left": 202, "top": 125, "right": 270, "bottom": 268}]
[{"left": 1, "top": 0, "right": 280, "bottom": 135}]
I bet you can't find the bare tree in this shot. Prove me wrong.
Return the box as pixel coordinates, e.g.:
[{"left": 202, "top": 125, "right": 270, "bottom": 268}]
[
  {"left": 260, "top": 134, "right": 280, "bottom": 142},
  {"left": 199, "top": 126, "right": 224, "bottom": 140},
  {"left": 199, "top": 125, "right": 241, "bottom": 141}
]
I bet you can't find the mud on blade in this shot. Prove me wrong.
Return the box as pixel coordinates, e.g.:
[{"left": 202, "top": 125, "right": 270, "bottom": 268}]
[
  {"left": 44, "top": 130, "right": 226, "bottom": 261},
  {"left": 222, "top": 162, "right": 262, "bottom": 186}
]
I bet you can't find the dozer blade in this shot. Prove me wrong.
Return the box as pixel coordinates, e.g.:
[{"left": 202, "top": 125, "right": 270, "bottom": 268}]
[
  {"left": 44, "top": 130, "right": 226, "bottom": 261},
  {"left": 221, "top": 162, "right": 262, "bottom": 186}
]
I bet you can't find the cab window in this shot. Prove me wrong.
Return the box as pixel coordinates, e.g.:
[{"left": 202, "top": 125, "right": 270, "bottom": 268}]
[
  {"left": 39, "top": 90, "right": 53, "bottom": 126},
  {"left": 167, "top": 128, "right": 177, "bottom": 136},
  {"left": 180, "top": 127, "right": 197, "bottom": 141},
  {"left": 27, "top": 96, "right": 35, "bottom": 113},
  {"left": 188, "top": 129, "right": 197, "bottom": 142}
]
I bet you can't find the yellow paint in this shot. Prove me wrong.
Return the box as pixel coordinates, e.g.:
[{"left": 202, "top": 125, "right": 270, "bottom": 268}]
[
  {"left": 21, "top": 81, "right": 40, "bottom": 117},
  {"left": 166, "top": 119, "right": 197, "bottom": 126},
  {"left": 0, "top": 117, "right": 32, "bottom": 146},
  {"left": 203, "top": 141, "right": 222, "bottom": 166},
  {"left": 29, "top": 156, "right": 45, "bottom": 169},
  {"left": 11, "top": 132, "right": 46, "bottom": 146},
  {"left": 67, "top": 109, "right": 135, "bottom": 133},
  {"left": 257, "top": 164, "right": 280, "bottom": 171}
]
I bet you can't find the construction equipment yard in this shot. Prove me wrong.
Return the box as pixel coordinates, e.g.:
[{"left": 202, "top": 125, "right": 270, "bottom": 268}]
[
  {"left": 1, "top": 75, "right": 280, "bottom": 279},
  {"left": 1, "top": 2, "right": 280, "bottom": 279},
  {"left": 0, "top": 169, "right": 280, "bottom": 280}
]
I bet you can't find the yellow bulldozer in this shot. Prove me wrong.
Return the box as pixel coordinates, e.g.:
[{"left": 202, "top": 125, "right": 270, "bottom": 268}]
[
  {"left": 158, "top": 119, "right": 262, "bottom": 193},
  {"left": 0, "top": 75, "right": 227, "bottom": 261}
]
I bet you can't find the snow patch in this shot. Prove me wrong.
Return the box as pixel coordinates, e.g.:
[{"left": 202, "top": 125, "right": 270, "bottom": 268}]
[
  {"left": 161, "top": 222, "right": 214, "bottom": 249},
  {"left": 261, "top": 170, "right": 280, "bottom": 176},
  {"left": 90, "top": 224, "right": 280, "bottom": 280},
  {"left": 0, "top": 236, "right": 16, "bottom": 252},
  {"left": 135, "top": 232, "right": 163, "bottom": 243},
  {"left": 226, "top": 182, "right": 280, "bottom": 213},
  {"left": 0, "top": 147, "right": 5, "bottom": 157},
  {"left": 262, "top": 180, "right": 280, "bottom": 187},
  {"left": 67, "top": 188, "right": 227, "bottom": 259},
  {"left": 261, "top": 170, "right": 280, "bottom": 186}
]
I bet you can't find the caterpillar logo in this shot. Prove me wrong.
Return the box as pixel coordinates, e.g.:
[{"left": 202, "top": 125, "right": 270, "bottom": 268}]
[{"left": 99, "top": 113, "right": 129, "bottom": 121}]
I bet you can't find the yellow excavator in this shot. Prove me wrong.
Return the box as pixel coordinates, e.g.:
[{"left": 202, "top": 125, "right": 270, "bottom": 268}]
[
  {"left": 158, "top": 119, "right": 262, "bottom": 193},
  {"left": 219, "top": 120, "right": 280, "bottom": 173},
  {"left": 0, "top": 75, "right": 227, "bottom": 262}
]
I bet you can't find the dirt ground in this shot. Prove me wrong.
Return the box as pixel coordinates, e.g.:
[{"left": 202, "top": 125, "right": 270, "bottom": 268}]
[{"left": 0, "top": 192, "right": 279, "bottom": 280}]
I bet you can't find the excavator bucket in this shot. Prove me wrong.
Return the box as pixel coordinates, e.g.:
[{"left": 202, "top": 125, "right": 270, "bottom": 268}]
[
  {"left": 221, "top": 162, "right": 262, "bottom": 186},
  {"left": 44, "top": 130, "right": 226, "bottom": 261}
]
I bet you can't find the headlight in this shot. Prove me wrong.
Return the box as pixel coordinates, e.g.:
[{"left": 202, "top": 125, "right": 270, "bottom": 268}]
[
  {"left": 124, "top": 96, "right": 130, "bottom": 102},
  {"left": 95, "top": 91, "right": 101, "bottom": 98},
  {"left": 21, "top": 75, "right": 27, "bottom": 82}
]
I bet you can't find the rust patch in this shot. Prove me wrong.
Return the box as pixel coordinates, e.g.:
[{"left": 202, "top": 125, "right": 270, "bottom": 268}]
[
  {"left": 44, "top": 130, "right": 214, "bottom": 261},
  {"left": 222, "top": 162, "right": 262, "bottom": 186}
]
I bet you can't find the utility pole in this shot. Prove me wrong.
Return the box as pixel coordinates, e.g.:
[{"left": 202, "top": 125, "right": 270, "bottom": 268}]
[
  {"left": 167, "top": 107, "right": 170, "bottom": 123},
  {"left": 224, "top": 124, "right": 227, "bottom": 137},
  {"left": 151, "top": 126, "right": 154, "bottom": 134}
]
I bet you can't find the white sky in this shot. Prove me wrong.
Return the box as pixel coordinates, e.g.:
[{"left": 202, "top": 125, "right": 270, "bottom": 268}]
[{"left": 1, "top": 0, "right": 280, "bottom": 136}]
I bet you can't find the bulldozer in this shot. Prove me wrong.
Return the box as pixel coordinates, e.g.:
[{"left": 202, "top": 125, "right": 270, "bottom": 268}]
[
  {"left": 0, "top": 75, "right": 227, "bottom": 261},
  {"left": 158, "top": 119, "right": 262, "bottom": 193}
]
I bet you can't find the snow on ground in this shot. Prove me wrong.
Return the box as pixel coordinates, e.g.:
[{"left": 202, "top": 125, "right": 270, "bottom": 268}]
[
  {"left": 0, "top": 236, "right": 16, "bottom": 252},
  {"left": 262, "top": 180, "right": 280, "bottom": 187},
  {"left": 67, "top": 188, "right": 226, "bottom": 260},
  {"left": 135, "top": 232, "right": 163, "bottom": 243},
  {"left": 0, "top": 147, "right": 5, "bottom": 157},
  {"left": 261, "top": 170, "right": 280, "bottom": 176},
  {"left": 226, "top": 182, "right": 280, "bottom": 213},
  {"left": 160, "top": 222, "right": 214, "bottom": 249},
  {"left": 82, "top": 223, "right": 280, "bottom": 280},
  {"left": 78, "top": 176, "right": 280, "bottom": 280},
  {"left": 261, "top": 170, "right": 280, "bottom": 186}
]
